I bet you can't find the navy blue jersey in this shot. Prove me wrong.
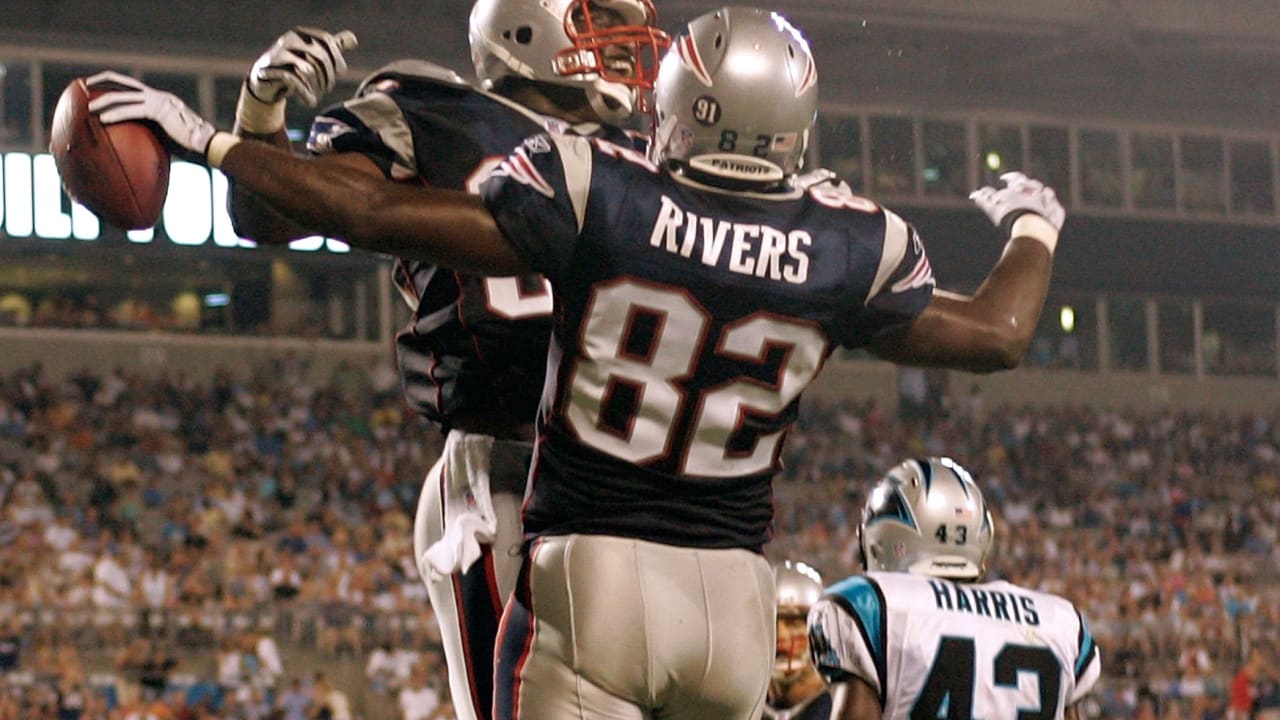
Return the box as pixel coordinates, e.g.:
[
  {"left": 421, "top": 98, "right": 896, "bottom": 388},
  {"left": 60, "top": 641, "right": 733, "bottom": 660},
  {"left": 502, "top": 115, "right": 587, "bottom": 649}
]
[
  {"left": 308, "top": 62, "right": 641, "bottom": 432},
  {"left": 483, "top": 134, "right": 935, "bottom": 549},
  {"left": 762, "top": 690, "right": 835, "bottom": 720}
]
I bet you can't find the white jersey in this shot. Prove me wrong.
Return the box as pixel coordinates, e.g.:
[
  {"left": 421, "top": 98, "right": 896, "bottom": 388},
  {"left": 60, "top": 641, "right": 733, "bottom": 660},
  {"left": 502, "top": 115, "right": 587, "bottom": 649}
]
[{"left": 807, "top": 572, "right": 1100, "bottom": 720}]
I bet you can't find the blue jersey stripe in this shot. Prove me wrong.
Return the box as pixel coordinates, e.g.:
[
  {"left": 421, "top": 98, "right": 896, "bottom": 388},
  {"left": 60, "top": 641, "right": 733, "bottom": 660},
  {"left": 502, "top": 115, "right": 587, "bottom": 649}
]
[{"left": 1075, "top": 610, "right": 1097, "bottom": 679}]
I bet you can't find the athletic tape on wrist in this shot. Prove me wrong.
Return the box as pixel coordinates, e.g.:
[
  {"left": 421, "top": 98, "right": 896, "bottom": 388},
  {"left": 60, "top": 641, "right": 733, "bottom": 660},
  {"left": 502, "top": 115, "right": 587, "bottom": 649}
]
[
  {"left": 235, "top": 84, "right": 286, "bottom": 135},
  {"left": 206, "top": 132, "right": 242, "bottom": 169},
  {"left": 1009, "top": 213, "right": 1059, "bottom": 255}
]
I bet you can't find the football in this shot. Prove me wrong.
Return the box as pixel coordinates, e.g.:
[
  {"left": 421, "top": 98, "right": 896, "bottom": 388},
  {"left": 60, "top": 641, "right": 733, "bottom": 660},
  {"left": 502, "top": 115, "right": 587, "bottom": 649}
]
[{"left": 49, "top": 77, "right": 170, "bottom": 230}]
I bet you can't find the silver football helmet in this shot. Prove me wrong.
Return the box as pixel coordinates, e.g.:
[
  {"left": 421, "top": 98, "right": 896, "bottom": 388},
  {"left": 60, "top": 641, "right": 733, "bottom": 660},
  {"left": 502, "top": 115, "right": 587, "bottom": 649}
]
[
  {"left": 859, "top": 457, "right": 994, "bottom": 581},
  {"left": 773, "top": 560, "right": 823, "bottom": 685},
  {"left": 650, "top": 7, "right": 818, "bottom": 185},
  {"left": 469, "top": 0, "right": 670, "bottom": 123}
]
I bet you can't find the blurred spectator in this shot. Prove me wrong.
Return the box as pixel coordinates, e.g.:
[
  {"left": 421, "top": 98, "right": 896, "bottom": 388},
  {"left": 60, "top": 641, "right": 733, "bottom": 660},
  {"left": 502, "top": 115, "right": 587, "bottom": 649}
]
[
  {"left": 216, "top": 635, "right": 246, "bottom": 701},
  {"left": 367, "top": 638, "right": 422, "bottom": 696},
  {"left": 1230, "top": 650, "right": 1267, "bottom": 720},
  {"left": 0, "top": 617, "right": 21, "bottom": 672},
  {"left": 397, "top": 660, "right": 444, "bottom": 720},
  {"left": 309, "top": 672, "right": 352, "bottom": 720},
  {"left": 366, "top": 641, "right": 401, "bottom": 694},
  {"left": 56, "top": 675, "right": 89, "bottom": 720},
  {"left": 276, "top": 676, "right": 312, "bottom": 720},
  {"left": 270, "top": 551, "right": 304, "bottom": 600},
  {"left": 248, "top": 631, "right": 284, "bottom": 696}
]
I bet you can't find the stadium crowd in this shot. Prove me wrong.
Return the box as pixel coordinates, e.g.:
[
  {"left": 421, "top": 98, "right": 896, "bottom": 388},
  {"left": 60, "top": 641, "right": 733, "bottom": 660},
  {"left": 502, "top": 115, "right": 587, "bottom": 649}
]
[{"left": 0, "top": 360, "right": 1277, "bottom": 719}]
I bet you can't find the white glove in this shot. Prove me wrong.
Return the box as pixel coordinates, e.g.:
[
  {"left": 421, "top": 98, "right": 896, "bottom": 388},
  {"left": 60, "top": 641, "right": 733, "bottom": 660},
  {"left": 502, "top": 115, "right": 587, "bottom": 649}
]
[
  {"left": 87, "top": 71, "right": 219, "bottom": 161},
  {"left": 236, "top": 27, "right": 357, "bottom": 135},
  {"left": 969, "top": 171, "right": 1066, "bottom": 233},
  {"left": 247, "top": 27, "right": 358, "bottom": 107}
]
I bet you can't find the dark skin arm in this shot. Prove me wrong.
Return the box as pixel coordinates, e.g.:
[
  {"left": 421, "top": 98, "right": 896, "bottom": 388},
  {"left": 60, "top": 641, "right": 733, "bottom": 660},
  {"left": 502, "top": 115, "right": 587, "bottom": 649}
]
[
  {"left": 225, "top": 79, "right": 603, "bottom": 245},
  {"left": 226, "top": 125, "right": 388, "bottom": 243},
  {"left": 223, "top": 134, "right": 538, "bottom": 440},
  {"left": 217, "top": 138, "right": 528, "bottom": 276},
  {"left": 869, "top": 236, "right": 1053, "bottom": 373},
  {"left": 835, "top": 676, "right": 883, "bottom": 720},
  {"left": 218, "top": 137, "right": 1051, "bottom": 369}
]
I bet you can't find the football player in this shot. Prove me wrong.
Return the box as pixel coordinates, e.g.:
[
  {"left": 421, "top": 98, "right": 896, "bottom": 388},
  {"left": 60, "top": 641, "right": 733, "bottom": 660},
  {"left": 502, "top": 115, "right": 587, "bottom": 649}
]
[
  {"left": 88, "top": 7, "right": 1067, "bottom": 718},
  {"left": 766, "top": 561, "right": 837, "bottom": 720},
  {"left": 807, "top": 458, "right": 1101, "bottom": 720},
  {"left": 213, "top": 4, "right": 668, "bottom": 720}
]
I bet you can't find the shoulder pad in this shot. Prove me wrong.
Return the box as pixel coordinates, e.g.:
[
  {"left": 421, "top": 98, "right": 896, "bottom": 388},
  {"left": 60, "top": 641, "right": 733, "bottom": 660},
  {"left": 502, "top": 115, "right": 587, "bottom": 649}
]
[
  {"left": 356, "top": 60, "right": 473, "bottom": 97},
  {"left": 792, "top": 167, "right": 844, "bottom": 191}
]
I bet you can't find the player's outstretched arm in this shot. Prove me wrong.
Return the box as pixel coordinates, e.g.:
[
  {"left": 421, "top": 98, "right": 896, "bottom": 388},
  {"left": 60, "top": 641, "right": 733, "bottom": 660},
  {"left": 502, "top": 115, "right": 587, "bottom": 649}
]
[
  {"left": 227, "top": 27, "right": 367, "bottom": 244},
  {"left": 229, "top": 145, "right": 385, "bottom": 245},
  {"left": 87, "top": 72, "right": 527, "bottom": 276},
  {"left": 870, "top": 172, "right": 1061, "bottom": 373},
  {"left": 833, "top": 676, "right": 882, "bottom": 720},
  {"left": 218, "top": 139, "right": 524, "bottom": 275}
]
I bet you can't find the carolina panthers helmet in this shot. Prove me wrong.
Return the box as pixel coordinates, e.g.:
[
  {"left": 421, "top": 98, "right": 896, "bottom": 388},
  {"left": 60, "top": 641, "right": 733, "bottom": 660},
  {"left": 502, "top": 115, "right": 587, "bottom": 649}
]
[
  {"left": 650, "top": 7, "right": 818, "bottom": 186},
  {"left": 859, "top": 457, "right": 994, "bottom": 581},
  {"left": 773, "top": 560, "right": 823, "bottom": 685},
  {"left": 468, "top": 0, "right": 670, "bottom": 123}
]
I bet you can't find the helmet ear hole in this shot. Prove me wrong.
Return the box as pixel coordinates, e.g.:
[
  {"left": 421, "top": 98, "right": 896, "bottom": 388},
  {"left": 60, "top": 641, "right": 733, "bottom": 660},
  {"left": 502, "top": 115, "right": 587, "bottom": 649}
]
[{"left": 514, "top": 26, "right": 533, "bottom": 44}]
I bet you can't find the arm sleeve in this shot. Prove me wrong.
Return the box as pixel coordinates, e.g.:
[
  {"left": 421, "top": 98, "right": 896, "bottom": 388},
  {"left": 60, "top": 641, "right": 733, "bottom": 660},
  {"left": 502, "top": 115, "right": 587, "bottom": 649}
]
[
  {"left": 481, "top": 133, "right": 593, "bottom": 282},
  {"left": 807, "top": 581, "right": 886, "bottom": 699},
  {"left": 834, "top": 210, "right": 934, "bottom": 347},
  {"left": 307, "top": 92, "right": 412, "bottom": 180},
  {"left": 1069, "top": 608, "right": 1102, "bottom": 704}
]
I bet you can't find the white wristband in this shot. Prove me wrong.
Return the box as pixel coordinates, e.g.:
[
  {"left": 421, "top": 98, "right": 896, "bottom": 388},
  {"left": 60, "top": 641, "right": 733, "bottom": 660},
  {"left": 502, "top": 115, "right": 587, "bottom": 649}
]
[
  {"left": 1009, "top": 213, "right": 1059, "bottom": 255},
  {"left": 206, "top": 132, "right": 242, "bottom": 168},
  {"left": 234, "top": 84, "right": 287, "bottom": 135}
]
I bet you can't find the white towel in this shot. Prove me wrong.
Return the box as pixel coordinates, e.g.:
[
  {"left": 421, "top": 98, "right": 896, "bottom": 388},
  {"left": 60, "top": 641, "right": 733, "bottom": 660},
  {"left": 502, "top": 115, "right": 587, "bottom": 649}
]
[{"left": 419, "top": 432, "right": 498, "bottom": 580}]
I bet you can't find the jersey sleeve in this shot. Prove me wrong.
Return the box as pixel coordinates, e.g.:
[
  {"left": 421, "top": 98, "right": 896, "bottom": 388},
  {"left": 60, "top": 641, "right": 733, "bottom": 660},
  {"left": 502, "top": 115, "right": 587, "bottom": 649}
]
[
  {"left": 481, "top": 133, "right": 593, "bottom": 282},
  {"left": 834, "top": 209, "right": 935, "bottom": 347},
  {"left": 307, "top": 62, "right": 473, "bottom": 181},
  {"left": 1068, "top": 608, "right": 1102, "bottom": 704},
  {"left": 807, "top": 576, "right": 888, "bottom": 701},
  {"left": 307, "top": 91, "right": 413, "bottom": 180}
]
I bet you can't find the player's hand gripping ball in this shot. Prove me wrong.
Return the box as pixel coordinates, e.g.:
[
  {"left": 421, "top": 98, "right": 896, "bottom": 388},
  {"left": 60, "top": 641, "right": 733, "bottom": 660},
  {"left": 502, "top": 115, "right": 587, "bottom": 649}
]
[{"left": 50, "top": 76, "right": 170, "bottom": 230}]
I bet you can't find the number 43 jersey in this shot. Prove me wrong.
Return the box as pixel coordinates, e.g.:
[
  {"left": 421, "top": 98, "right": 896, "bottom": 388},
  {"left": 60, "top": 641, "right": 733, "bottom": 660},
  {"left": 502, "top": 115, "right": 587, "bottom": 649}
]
[
  {"left": 482, "top": 134, "right": 936, "bottom": 550},
  {"left": 808, "top": 572, "right": 1102, "bottom": 720}
]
